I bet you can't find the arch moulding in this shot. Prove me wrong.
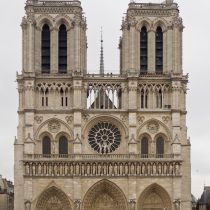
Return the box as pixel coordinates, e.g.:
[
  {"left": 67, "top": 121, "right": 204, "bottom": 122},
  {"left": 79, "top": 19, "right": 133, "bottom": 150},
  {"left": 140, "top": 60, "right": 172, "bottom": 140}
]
[
  {"left": 33, "top": 182, "right": 73, "bottom": 210},
  {"left": 137, "top": 183, "right": 172, "bottom": 210},
  {"left": 82, "top": 179, "right": 128, "bottom": 210}
]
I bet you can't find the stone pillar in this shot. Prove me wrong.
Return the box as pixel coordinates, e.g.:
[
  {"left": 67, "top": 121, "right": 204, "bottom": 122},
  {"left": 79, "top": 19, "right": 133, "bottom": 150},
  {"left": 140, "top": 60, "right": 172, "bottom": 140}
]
[
  {"left": 148, "top": 30, "right": 155, "bottom": 73},
  {"left": 74, "top": 17, "right": 81, "bottom": 72},
  {"left": 35, "top": 27, "right": 42, "bottom": 73},
  {"left": 51, "top": 28, "right": 58, "bottom": 73},
  {"left": 163, "top": 29, "right": 167, "bottom": 73},
  {"left": 26, "top": 18, "right": 35, "bottom": 73},
  {"left": 166, "top": 26, "right": 173, "bottom": 73},
  {"left": 21, "top": 17, "right": 27, "bottom": 73},
  {"left": 122, "top": 26, "right": 129, "bottom": 74}
]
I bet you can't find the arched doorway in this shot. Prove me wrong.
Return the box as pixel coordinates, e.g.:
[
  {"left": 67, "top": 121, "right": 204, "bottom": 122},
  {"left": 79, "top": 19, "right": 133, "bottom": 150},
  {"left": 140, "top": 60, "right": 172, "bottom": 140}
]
[
  {"left": 82, "top": 179, "right": 127, "bottom": 210},
  {"left": 137, "top": 184, "right": 172, "bottom": 210},
  {"left": 36, "top": 186, "right": 72, "bottom": 210}
]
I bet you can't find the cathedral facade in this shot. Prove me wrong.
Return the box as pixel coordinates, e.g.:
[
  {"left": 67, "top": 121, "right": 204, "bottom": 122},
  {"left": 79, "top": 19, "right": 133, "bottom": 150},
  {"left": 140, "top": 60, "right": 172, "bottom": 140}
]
[{"left": 14, "top": 0, "right": 191, "bottom": 210}]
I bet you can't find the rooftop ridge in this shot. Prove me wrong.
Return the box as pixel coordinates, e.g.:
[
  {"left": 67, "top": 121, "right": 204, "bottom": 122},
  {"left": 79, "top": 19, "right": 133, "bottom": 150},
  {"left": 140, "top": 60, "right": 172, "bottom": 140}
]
[
  {"left": 128, "top": 1, "right": 178, "bottom": 10},
  {"left": 26, "top": 0, "right": 81, "bottom": 6}
]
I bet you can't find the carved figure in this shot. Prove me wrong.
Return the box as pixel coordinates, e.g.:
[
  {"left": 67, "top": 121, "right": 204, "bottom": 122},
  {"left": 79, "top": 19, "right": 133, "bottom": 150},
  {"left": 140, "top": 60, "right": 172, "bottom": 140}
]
[
  {"left": 32, "top": 164, "right": 36, "bottom": 175},
  {"left": 38, "top": 164, "right": 42, "bottom": 175},
  {"left": 175, "top": 163, "right": 180, "bottom": 175},
  {"left": 153, "top": 163, "right": 156, "bottom": 175},
  {"left": 26, "top": 164, "right": 30, "bottom": 175},
  {"left": 25, "top": 201, "right": 31, "bottom": 210}
]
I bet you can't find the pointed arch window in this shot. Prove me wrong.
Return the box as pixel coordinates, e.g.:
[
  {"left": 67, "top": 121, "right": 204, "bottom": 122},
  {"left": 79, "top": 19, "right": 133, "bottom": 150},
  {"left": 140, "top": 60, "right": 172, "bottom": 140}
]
[
  {"left": 59, "top": 136, "right": 68, "bottom": 155},
  {"left": 141, "top": 137, "right": 149, "bottom": 157},
  {"left": 155, "top": 26, "right": 163, "bottom": 73},
  {"left": 156, "top": 89, "right": 163, "bottom": 109},
  {"left": 59, "top": 24, "right": 67, "bottom": 73},
  {"left": 156, "top": 136, "right": 164, "bottom": 157},
  {"left": 42, "top": 136, "right": 51, "bottom": 156},
  {"left": 41, "top": 24, "right": 51, "bottom": 73},
  {"left": 60, "top": 88, "right": 68, "bottom": 107},
  {"left": 140, "top": 26, "right": 148, "bottom": 73},
  {"left": 141, "top": 89, "right": 148, "bottom": 109}
]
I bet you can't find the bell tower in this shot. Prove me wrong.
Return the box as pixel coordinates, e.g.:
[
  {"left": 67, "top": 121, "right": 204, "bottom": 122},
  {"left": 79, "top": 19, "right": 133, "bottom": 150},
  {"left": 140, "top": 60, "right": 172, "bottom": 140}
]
[{"left": 15, "top": 0, "right": 191, "bottom": 210}]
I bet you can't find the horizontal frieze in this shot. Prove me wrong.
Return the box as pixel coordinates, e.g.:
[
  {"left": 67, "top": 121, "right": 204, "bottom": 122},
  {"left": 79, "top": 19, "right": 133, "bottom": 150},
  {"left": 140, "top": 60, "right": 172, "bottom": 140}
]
[{"left": 23, "top": 160, "right": 181, "bottom": 177}]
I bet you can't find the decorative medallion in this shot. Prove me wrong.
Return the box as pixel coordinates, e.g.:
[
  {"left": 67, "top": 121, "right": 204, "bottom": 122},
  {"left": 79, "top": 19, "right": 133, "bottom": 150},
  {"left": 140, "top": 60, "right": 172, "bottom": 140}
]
[
  {"left": 48, "top": 120, "right": 61, "bottom": 133},
  {"left": 137, "top": 116, "right": 145, "bottom": 124},
  {"left": 162, "top": 116, "right": 170, "bottom": 124},
  {"left": 34, "top": 116, "right": 43, "bottom": 124},
  {"left": 120, "top": 114, "right": 128, "bottom": 123},
  {"left": 147, "top": 121, "right": 159, "bottom": 134},
  {"left": 65, "top": 116, "right": 73, "bottom": 124},
  {"left": 82, "top": 113, "right": 90, "bottom": 122},
  {"left": 88, "top": 122, "right": 121, "bottom": 154}
]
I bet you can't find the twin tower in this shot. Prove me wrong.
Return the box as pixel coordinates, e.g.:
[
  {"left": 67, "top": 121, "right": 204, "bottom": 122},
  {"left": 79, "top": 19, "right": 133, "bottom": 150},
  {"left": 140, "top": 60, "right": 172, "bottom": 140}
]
[{"left": 15, "top": 0, "right": 191, "bottom": 210}]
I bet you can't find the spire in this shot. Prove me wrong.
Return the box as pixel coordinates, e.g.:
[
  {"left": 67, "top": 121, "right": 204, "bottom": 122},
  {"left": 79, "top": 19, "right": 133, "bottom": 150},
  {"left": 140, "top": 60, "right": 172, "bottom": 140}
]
[{"left": 100, "top": 27, "right": 104, "bottom": 75}]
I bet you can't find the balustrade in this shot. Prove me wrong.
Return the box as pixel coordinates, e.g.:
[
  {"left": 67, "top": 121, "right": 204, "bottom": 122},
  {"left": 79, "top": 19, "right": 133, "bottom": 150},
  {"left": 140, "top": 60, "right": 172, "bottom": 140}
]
[
  {"left": 27, "top": 0, "right": 81, "bottom": 7},
  {"left": 24, "top": 153, "right": 175, "bottom": 160}
]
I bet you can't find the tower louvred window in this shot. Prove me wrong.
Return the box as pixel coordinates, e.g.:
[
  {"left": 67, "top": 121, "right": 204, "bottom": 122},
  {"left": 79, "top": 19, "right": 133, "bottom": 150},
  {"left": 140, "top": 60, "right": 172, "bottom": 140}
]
[
  {"left": 41, "top": 24, "right": 51, "bottom": 73},
  {"left": 140, "top": 26, "right": 148, "bottom": 73},
  {"left": 155, "top": 26, "right": 163, "bottom": 73},
  {"left": 59, "top": 24, "right": 67, "bottom": 73}
]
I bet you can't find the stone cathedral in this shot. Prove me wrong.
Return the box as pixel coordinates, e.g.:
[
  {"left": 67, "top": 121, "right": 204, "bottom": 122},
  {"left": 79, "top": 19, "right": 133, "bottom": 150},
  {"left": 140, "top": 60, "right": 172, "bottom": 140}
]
[{"left": 14, "top": 0, "right": 191, "bottom": 210}]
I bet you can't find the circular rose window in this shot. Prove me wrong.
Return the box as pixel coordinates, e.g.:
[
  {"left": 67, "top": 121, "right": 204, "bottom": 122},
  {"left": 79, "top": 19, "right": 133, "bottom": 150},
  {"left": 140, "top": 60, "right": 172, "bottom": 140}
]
[{"left": 88, "top": 122, "right": 121, "bottom": 154}]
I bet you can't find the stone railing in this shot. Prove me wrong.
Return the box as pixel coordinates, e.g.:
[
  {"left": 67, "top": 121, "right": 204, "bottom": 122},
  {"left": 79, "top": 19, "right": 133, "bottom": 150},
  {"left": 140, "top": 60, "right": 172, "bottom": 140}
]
[
  {"left": 85, "top": 73, "right": 126, "bottom": 78},
  {"left": 24, "top": 153, "right": 176, "bottom": 160},
  {"left": 128, "top": 2, "right": 178, "bottom": 10},
  {"left": 26, "top": 0, "right": 81, "bottom": 7},
  {"left": 23, "top": 159, "right": 182, "bottom": 177}
]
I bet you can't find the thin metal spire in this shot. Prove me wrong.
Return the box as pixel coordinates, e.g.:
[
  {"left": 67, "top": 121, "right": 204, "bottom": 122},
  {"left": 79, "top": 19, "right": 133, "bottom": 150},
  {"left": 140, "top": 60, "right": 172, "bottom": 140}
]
[{"left": 100, "top": 27, "right": 104, "bottom": 75}]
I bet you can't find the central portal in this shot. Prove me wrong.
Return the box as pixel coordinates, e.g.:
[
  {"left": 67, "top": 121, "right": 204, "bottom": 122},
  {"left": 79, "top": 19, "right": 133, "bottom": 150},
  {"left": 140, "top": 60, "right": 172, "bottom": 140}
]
[{"left": 82, "top": 180, "right": 127, "bottom": 210}]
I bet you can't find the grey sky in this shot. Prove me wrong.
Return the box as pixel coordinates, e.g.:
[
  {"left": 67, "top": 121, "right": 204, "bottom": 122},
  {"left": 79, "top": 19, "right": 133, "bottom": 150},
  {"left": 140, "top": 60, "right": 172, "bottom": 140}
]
[{"left": 0, "top": 0, "right": 209, "bottom": 199}]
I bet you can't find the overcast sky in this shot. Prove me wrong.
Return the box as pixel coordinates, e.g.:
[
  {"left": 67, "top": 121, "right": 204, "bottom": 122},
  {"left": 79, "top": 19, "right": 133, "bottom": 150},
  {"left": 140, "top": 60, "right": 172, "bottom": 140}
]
[{"left": 0, "top": 0, "right": 209, "bottom": 199}]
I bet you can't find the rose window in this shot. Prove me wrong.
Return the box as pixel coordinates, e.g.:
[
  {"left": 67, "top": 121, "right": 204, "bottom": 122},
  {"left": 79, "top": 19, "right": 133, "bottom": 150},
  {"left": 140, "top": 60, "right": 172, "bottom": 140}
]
[{"left": 88, "top": 122, "right": 121, "bottom": 154}]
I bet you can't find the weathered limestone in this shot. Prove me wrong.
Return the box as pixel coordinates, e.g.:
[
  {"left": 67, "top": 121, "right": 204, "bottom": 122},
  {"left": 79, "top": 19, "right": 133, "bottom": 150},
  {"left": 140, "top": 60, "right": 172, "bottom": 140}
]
[{"left": 15, "top": 1, "right": 191, "bottom": 210}]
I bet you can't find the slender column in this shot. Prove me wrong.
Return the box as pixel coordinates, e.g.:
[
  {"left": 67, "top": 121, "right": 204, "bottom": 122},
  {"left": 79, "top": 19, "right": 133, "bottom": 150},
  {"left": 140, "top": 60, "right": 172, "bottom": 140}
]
[
  {"left": 67, "top": 29, "right": 71, "bottom": 74},
  {"left": 129, "top": 25, "right": 136, "bottom": 73},
  {"left": 74, "top": 21, "right": 81, "bottom": 72},
  {"left": 166, "top": 27, "right": 173, "bottom": 73},
  {"left": 21, "top": 19, "right": 27, "bottom": 73},
  {"left": 122, "top": 28, "right": 129, "bottom": 73},
  {"left": 148, "top": 30, "right": 155, "bottom": 73},
  {"left": 163, "top": 30, "right": 167, "bottom": 73},
  {"left": 28, "top": 20, "right": 35, "bottom": 72},
  {"left": 51, "top": 28, "right": 58, "bottom": 73}
]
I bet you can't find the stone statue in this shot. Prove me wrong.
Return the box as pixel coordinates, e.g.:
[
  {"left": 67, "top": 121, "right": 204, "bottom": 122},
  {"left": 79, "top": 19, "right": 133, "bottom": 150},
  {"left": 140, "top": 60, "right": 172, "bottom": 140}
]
[
  {"left": 74, "top": 200, "right": 81, "bottom": 210},
  {"left": 26, "top": 164, "right": 30, "bottom": 175},
  {"left": 129, "top": 199, "right": 136, "bottom": 210},
  {"left": 32, "top": 164, "right": 36, "bottom": 175},
  {"left": 25, "top": 201, "right": 31, "bottom": 210},
  {"left": 174, "top": 199, "right": 181, "bottom": 210}
]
